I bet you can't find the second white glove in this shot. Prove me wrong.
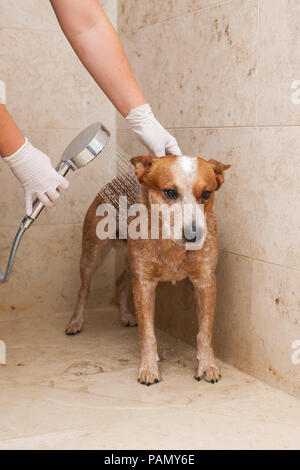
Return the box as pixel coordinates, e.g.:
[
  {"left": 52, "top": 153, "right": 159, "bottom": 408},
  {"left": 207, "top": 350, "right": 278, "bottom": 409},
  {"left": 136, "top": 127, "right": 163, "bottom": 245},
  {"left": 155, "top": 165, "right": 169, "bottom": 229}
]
[
  {"left": 4, "top": 138, "right": 69, "bottom": 216},
  {"left": 126, "top": 104, "right": 182, "bottom": 157}
]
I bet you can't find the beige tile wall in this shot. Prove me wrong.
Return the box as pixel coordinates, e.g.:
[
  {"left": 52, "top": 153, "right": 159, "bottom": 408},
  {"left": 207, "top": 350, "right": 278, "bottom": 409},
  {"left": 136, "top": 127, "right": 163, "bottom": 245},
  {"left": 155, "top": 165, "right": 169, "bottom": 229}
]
[
  {"left": 117, "top": 0, "right": 300, "bottom": 398},
  {"left": 0, "top": 0, "right": 118, "bottom": 314},
  {"left": 1, "top": 0, "right": 299, "bottom": 398}
]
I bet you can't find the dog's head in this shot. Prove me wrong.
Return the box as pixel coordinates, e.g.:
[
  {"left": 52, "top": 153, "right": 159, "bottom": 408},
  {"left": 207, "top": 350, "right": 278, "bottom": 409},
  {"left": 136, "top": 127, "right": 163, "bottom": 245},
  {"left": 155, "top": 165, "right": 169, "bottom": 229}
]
[{"left": 131, "top": 155, "right": 231, "bottom": 248}]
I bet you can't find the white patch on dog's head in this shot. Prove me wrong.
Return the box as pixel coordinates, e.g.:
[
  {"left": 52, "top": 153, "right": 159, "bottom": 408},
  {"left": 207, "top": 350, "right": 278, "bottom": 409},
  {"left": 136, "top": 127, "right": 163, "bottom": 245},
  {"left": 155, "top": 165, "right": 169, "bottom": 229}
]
[
  {"left": 170, "top": 156, "right": 207, "bottom": 250},
  {"left": 178, "top": 155, "right": 198, "bottom": 175},
  {"left": 174, "top": 156, "right": 198, "bottom": 201}
]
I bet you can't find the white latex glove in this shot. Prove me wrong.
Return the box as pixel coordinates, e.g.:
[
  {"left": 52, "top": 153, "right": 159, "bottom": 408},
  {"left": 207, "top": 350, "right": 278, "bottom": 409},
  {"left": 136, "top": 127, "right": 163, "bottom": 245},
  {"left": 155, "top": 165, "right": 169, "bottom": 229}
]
[
  {"left": 4, "top": 138, "right": 69, "bottom": 215},
  {"left": 126, "top": 104, "right": 182, "bottom": 157}
]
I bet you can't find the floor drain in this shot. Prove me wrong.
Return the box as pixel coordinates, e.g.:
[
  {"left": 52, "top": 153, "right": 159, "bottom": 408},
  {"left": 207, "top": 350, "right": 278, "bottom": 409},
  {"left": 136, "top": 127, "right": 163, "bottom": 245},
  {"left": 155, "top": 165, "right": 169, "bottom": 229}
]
[{"left": 65, "top": 361, "right": 104, "bottom": 376}]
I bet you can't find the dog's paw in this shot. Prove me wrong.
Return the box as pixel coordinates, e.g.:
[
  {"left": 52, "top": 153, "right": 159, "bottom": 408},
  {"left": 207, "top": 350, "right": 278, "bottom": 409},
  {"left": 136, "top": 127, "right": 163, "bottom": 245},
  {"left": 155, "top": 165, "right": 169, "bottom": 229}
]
[
  {"left": 120, "top": 312, "right": 138, "bottom": 328},
  {"left": 65, "top": 318, "right": 84, "bottom": 336},
  {"left": 195, "top": 365, "right": 221, "bottom": 384},
  {"left": 138, "top": 366, "right": 161, "bottom": 386}
]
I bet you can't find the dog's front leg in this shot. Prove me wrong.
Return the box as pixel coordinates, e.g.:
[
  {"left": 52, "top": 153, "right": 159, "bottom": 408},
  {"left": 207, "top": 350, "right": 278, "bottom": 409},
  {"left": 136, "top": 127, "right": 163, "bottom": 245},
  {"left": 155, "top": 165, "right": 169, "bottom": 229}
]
[
  {"left": 192, "top": 275, "right": 221, "bottom": 384},
  {"left": 132, "top": 276, "right": 161, "bottom": 386}
]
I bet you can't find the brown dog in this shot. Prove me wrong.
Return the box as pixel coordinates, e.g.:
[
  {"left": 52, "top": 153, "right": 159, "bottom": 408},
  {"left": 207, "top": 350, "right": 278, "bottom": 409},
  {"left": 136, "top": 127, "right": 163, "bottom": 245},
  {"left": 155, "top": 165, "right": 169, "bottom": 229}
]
[{"left": 65, "top": 155, "right": 230, "bottom": 386}]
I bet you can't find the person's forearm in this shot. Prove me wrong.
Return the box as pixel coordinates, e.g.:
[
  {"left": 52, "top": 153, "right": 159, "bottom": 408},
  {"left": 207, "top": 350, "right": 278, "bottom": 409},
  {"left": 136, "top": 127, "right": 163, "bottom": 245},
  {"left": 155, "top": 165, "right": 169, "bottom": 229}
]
[
  {"left": 50, "top": 0, "right": 147, "bottom": 117},
  {"left": 0, "top": 105, "right": 25, "bottom": 157}
]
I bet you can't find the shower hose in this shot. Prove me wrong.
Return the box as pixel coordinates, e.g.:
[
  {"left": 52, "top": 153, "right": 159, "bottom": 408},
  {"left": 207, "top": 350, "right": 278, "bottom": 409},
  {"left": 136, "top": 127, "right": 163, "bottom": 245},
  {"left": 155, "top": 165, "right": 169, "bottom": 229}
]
[{"left": 0, "top": 221, "right": 27, "bottom": 283}]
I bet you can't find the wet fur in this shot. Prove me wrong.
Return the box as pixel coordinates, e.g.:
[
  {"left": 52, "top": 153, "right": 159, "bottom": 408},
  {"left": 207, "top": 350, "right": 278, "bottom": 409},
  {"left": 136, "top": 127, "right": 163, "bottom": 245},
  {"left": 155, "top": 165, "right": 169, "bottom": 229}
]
[{"left": 65, "top": 155, "right": 230, "bottom": 386}]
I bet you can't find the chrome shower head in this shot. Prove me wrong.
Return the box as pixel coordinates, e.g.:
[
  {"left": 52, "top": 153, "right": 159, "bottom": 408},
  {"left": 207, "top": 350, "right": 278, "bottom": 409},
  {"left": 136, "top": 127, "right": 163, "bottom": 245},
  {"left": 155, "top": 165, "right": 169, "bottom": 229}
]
[
  {"left": 27, "top": 122, "right": 110, "bottom": 224},
  {"left": 61, "top": 122, "right": 110, "bottom": 171}
]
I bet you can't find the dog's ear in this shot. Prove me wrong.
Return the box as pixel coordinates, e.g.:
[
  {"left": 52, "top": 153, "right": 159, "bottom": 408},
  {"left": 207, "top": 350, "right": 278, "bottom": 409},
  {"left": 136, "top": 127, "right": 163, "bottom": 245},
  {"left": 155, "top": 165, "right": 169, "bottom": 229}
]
[
  {"left": 131, "top": 156, "right": 156, "bottom": 182},
  {"left": 208, "top": 159, "right": 231, "bottom": 190}
]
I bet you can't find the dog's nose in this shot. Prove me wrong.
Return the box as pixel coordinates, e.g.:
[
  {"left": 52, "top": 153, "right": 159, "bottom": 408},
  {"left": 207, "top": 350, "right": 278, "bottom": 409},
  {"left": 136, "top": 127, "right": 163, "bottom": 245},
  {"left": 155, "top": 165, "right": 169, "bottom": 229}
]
[{"left": 182, "top": 225, "right": 203, "bottom": 244}]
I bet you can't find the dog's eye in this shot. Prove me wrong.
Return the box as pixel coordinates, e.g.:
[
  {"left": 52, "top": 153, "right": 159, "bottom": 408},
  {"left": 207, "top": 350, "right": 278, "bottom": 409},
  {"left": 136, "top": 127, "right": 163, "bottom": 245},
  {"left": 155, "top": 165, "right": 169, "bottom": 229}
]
[
  {"left": 164, "top": 189, "right": 178, "bottom": 200},
  {"left": 202, "top": 190, "right": 211, "bottom": 200}
]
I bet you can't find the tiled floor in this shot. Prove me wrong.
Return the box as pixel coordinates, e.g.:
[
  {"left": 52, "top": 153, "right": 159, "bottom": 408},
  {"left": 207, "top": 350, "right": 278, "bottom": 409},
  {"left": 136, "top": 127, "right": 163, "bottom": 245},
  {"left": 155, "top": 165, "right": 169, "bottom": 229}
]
[{"left": 0, "top": 307, "right": 299, "bottom": 450}]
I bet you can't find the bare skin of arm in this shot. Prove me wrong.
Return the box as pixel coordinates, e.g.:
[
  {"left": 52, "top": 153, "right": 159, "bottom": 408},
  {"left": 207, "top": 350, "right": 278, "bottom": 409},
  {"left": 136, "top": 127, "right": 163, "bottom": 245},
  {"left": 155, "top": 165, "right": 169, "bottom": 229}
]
[
  {"left": 50, "top": 0, "right": 147, "bottom": 117},
  {"left": 0, "top": 105, "right": 25, "bottom": 157}
]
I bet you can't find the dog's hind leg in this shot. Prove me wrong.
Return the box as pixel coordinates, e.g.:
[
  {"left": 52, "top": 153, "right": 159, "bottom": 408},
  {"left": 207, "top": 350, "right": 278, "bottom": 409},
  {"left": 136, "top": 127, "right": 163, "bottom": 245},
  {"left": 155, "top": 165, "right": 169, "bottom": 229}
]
[
  {"left": 117, "top": 263, "right": 137, "bottom": 327},
  {"left": 65, "top": 238, "right": 112, "bottom": 335},
  {"left": 65, "top": 194, "right": 114, "bottom": 335}
]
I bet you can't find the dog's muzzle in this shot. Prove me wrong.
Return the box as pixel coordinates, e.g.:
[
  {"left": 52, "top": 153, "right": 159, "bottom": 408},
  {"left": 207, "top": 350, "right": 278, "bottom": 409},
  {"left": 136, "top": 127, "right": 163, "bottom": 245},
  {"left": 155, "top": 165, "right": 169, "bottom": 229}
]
[
  {"left": 183, "top": 224, "right": 204, "bottom": 244},
  {"left": 181, "top": 217, "right": 207, "bottom": 250}
]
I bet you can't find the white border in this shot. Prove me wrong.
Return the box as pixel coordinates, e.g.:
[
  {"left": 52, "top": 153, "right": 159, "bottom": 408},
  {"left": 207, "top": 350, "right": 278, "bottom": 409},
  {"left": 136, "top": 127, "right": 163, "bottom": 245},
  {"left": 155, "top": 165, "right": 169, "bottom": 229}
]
[{"left": 0, "top": 80, "right": 6, "bottom": 104}]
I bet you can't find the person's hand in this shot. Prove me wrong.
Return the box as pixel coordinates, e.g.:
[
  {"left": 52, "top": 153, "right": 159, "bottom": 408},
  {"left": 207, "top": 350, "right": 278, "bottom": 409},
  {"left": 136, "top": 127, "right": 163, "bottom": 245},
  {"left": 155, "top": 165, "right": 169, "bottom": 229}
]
[
  {"left": 126, "top": 104, "right": 182, "bottom": 157},
  {"left": 4, "top": 138, "right": 69, "bottom": 215}
]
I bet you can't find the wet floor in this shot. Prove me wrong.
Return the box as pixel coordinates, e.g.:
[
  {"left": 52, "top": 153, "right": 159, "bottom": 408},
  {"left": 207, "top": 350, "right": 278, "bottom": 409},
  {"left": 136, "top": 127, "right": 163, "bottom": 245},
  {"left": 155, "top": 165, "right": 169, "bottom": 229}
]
[{"left": 0, "top": 307, "right": 299, "bottom": 450}]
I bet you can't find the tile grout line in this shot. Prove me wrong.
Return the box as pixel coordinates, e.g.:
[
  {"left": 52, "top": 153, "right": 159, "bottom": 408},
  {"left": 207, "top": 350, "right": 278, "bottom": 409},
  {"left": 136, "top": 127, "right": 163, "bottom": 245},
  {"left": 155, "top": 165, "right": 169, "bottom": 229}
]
[
  {"left": 118, "top": 124, "right": 300, "bottom": 131},
  {"left": 22, "top": 124, "right": 300, "bottom": 132},
  {"left": 0, "top": 223, "right": 84, "bottom": 229},
  {"left": 20, "top": 125, "right": 300, "bottom": 133},
  {"left": 1, "top": 239, "right": 297, "bottom": 274},
  {"left": 221, "top": 249, "right": 300, "bottom": 273},
  {"left": 20, "top": 127, "right": 118, "bottom": 132},
  {"left": 0, "top": 26, "right": 61, "bottom": 33},
  {"left": 255, "top": 0, "right": 261, "bottom": 128}
]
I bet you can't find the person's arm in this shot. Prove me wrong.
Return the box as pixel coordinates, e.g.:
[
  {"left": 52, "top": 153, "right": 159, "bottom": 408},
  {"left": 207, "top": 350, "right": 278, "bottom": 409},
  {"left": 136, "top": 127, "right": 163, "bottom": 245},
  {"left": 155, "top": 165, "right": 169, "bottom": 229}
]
[
  {"left": 50, "top": 0, "right": 181, "bottom": 156},
  {"left": 50, "top": 0, "right": 145, "bottom": 117},
  {"left": 0, "top": 104, "right": 69, "bottom": 215},
  {"left": 0, "top": 105, "right": 25, "bottom": 157}
]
